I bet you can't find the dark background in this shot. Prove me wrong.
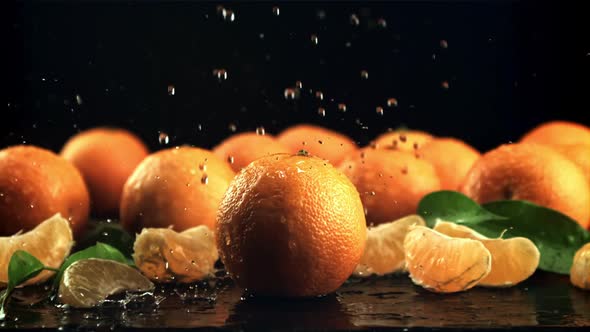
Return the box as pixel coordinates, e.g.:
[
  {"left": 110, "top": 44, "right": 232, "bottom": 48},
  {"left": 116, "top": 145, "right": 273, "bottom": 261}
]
[{"left": 3, "top": 1, "right": 590, "bottom": 153}]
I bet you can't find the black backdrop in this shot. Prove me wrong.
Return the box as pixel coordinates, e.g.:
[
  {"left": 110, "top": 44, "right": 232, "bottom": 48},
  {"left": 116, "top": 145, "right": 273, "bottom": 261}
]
[{"left": 4, "top": 1, "right": 590, "bottom": 153}]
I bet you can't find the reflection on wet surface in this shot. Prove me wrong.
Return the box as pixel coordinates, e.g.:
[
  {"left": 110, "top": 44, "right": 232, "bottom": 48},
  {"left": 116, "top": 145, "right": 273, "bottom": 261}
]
[{"left": 1, "top": 271, "right": 589, "bottom": 330}]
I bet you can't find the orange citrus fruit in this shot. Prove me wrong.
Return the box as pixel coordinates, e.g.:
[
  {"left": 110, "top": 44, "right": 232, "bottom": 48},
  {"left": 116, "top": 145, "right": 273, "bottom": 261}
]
[
  {"left": 216, "top": 152, "right": 366, "bottom": 297},
  {"left": 520, "top": 120, "right": 590, "bottom": 147},
  {"left": 404, "top": 225, "right": 492, "bottom": 293},
  {"left": 354, "top": 214, "right": 426, "bottom": 277},
  {"left": 433, "top": 221, "right": 539, "bottom": 287},
  {"left": 120, "top": 147, "right": 235, "bottom": 233},
  {"left": 460, "top": 143, "right": 590, "bottom": 228},
  {"left": 0, "top": 145, "right": 89, "bottom": 237},
  {"left": 372, "top": 129, "right": 433, "bottom": 152},
  {"left": 213, "top": 132, "right": 290, "bottom": 172},
  {"left": 0, "top": 213, "right": 73, "bottom": 287},
  {"left": 339, "top": 148, "right": 441, "bottom": 226},
  {"left": 571, "top": 243, "right": 590, "bottom": 290},
  {"left": 61, "top": 127, "right": 149, "bottom": 216},
  {"left": 276, "top": 124, "right": 358, "bottom": 165},
  {"left": 133, "top": 225, "right": 218, "bottom": 283},
  {"left": 416, "top": 138, "right": 481, "bottom": 190}
]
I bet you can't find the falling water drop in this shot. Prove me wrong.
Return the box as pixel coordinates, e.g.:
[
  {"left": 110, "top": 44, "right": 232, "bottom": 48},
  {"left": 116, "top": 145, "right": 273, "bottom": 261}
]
[
  {"left": 272, "top": 6, "right": 280, "bottom": 16},
  {"left": 440, "top": 39, "right": 449, "bottom": 49},
  {"left": 228, "top": 123, "right": 237, "bottom": 132},
  {"left": 360, "top": 70, "right": 369, "bottom": 79},
  {"left": 387, "top": 98, "right": 398, "bottom": 107},
  {"left": 318, "top": 107, "right": 326, "bottom": 117},
  {"left": 75, "top": 94, "right": 83, "bottom": 105},
  {"left": 376, "top": 106, "right": 384, "bottom": 115},
  {"left": 377, "top": 18, "right": 387, "bottom": 28},
  {"left": 201, "top": 174, "right": 209, "bottom": 185},
  {"left": 158, "top": 132, "right": 170, "bottom": 145},
  {"left": 295, "top": 80, "right": 303, "bottom": 89},
  {"left": 311, "top": 34, "right": 319, "bottom": 45},
  {"left": 167, "top": 85, "right": 175, "bottom": 96},
  {"left": 256, "top": 127, "right": 266, "bottom": 136},
  {"left": 315, "top": 91, "right": 324, "bottom": 100},
  {"left": 337, "top": 103, "right": 347, "bottom": 112},
  {"left": 284, "top": 87, "right": 297, "bottom": 100},
  {"left": 213, "top": 69, "right": 228, "bottom": 81},
  {"left": 441, "top": 81, "right": 450, "bottom": 89},
  {"left": 350, "top": 14, "right": 360, "bottom": 26}
]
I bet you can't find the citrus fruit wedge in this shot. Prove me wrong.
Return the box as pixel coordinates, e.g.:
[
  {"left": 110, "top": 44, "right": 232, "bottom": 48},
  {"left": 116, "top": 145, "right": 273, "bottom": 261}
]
[
  {"left": 433, "top": 220, "right": 540, "bottom": 287},
  {"left": 133, "top": 225, "right": 218, "bottom": 283},
  {"left": 58, "top": 258, "right": 154, "bottom": 308},
  {"left": 403, "top": 225, "right": 491, "bottom": 293},
  {"left": 570, "top": 243, "right": 590, "bottom": 289},
  {"left": 354, "top": 215, "right": 426, "bottom": 277},
  {"left": 0, "top": 213, "right": 73, "bottom": 288}
]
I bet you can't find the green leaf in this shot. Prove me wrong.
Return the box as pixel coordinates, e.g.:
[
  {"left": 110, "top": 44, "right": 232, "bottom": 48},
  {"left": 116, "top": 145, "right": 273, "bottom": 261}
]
[
  {"left": 77, "top": 221, "right": 135, "bottom": 258},
  {"left": 52, "top": 242, "right": 128, "bottom": 289},
  {"left": 483, "top": 200, "right": 590, "bottom": 274},
  {"left": 417, "top": 190, "right": 590, "bottom": 274},
  {"left": 1, "top": 251, "right": 45, "bottom": 320},
  {"left": 417, "top": 190, "right": 507, "bottom": 228}
]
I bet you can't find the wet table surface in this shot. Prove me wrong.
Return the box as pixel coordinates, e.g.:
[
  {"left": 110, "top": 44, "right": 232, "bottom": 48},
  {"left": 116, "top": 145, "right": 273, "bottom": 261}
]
[{"left": 1, "top": 271, "right": 589, "bottom": 331}]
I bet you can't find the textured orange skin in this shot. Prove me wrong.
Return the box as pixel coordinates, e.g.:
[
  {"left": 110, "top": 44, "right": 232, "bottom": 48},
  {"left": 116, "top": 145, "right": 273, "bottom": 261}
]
[
  {"left": 120, "top": 147, "right": 235, "bottom": 233},
  {"left": 521, "top": 120, "right": 590, "bottom": 147},
  {"left": 216, "top": 154, "right": 366, "bottom": 297},
  {"left": 277, "top": 124, "right": 358, "bottom": 166},
  {"left": 460, "top": 143, "right": 590, "bottom": 228},
  {"left": 339, "top": 148, "right": 441, "bottom": 226},
  {"left": 0, "top": 145, "right": 89, "bottom": 237},
  {"left": 213, "top": 132, "right": 290, "bottom": 172},
  {"left": 61, "top": 128, "right": 149, "bottom": 216},
  {"left": 372, "top": 130, "right": 433, "bottom": 152},
  {"left": 417, "top": 138, "right": 481, "bottom": 191}
]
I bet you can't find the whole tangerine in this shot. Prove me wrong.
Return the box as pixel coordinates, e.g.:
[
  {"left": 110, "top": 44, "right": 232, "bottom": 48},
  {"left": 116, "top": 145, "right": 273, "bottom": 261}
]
[
  {"left": 216, "top": 152, "right": 366, "bottom": 297},
  {"left": 520, "top": 120, "right": 590, "bottom": 147},
  {"left": 120, "top": 147, "right": 235, "bottom": 233},
  {"left": 0, "top": 145, "right": 89, "bottom": 237},
  {"left": 460, "top": 143, "right": 590, "bottom": 228},
  {"left": 61, "top": 127, "right": 149, "bottom": 216}
]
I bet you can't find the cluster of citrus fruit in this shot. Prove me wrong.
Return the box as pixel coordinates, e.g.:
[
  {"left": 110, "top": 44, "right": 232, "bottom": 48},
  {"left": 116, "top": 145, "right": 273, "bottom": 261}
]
[{"left": 1, "top": 120, "right": 590, "bottom": 305}]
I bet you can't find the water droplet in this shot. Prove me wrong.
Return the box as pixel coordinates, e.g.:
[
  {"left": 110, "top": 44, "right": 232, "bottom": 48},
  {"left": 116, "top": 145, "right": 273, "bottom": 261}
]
[
  {"left": 399, "top": 134, "right": 407, "bottom": 142},
  {"left": 376, "top": 106, "right": 384, "bottom": 115},
  {"left": 101, "top": 231, "right": 109, "bottom": 237},
  {"left": 377, "top": 18, "right": 387, "bottom": 28},
  {"left": 29, "top": 204, "right": 34, "bottom": 209},
  {"left": 295, "top": 80, "right": 303, "bottom": 89},
  {"left": 350, "top": 13, "right": 360, "bottom": 26},
  {"left": 158, "top": 132, "right": 170, "bottom": 145},
  {"left": 360, "top": 70, "right": 369, "bottom": 79},
  {"left": 221, "top": 8, "right": 235, "bottom": 22},
  {"left": 198, "top": 163, "right": 207, "bottom": 172},
  {"left": 311, "top": 34, "right": 319, "bottom": 45},
  {"left": 201, "top": 174, "right": 209, "bottom": 185},
  {"left": 370, "top": 191, "right": 376, "bottom": 196},
  {"left": 317, "top": 107, "right": 326, "bottom": 117},
  {"left": 213, "top": 69, "right": 228, "bottom": 81},
  {"left": 167, "top": 85, "right": 175, "bottom": 96},
  {"left": 345, "top": 41, "right": 352, "bottom": 48},
  {"left": 337, "top": 103, "right": 347, "bottom": 112},
  {"left": 401, "top": 166, "right": 408, "bottom": 174},
  {"left": 440, "top": 39, "right": 448, "bottom": 49},
  {"left": 315, "top": 91, "right": 324, "bottom": 100},
  {"left": 228, "top": 123, "right": 237, "bottom": 132},
  {"left": 256, "top": 127, "right": 266, "bottom": 135},
  {"left": 284, "top": 87, "right": 297, "bottom": 100},
  {"left": 441, "top": 81, "right": 450, "bottom": 89},
  {"left": 75, "top": 94, "right": 83, "bottom": 105},
  {"left": 272, "top": 6, "right": 280, "bottom": 16},
  {"left": 227, "top": 156, "right": 235, "bottom": 164},
  {"left": 316, "top": 10, "right": 326, "bottom": 20},
  {"left": 387, "top": 98, "right": 398, "bottom": 107}
]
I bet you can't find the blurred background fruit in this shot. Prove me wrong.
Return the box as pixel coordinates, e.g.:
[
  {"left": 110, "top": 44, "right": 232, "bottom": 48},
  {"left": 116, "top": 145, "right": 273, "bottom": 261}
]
[
  {"left": 372, "top": 129, "right": 433, "bottom": 152},
  {"left": 339, "top": 148, "right": 441, "bottom": 226},
  {"left": 216, "top": 153, "right": 366, "bottom": 297},
  {"left": 460, "top": 143, "right": 590, "bottom": 228},
  {"left": 277, "top": 124, "right": 358, "bottom": 166},
  {"left": 520, "top": 121, "right": 590, "bottom": 147},
  {"left": 60, "top": 127, "right": 149, "bottom": 217},
  {"left": 0, "top": 145, "right": 89, "bottom": 237},
  {"left": 213, "top": 131, "right": 289, "bottom": 172},
  {"left": 120, "top": 146, "right": 235, "bottom": 233}
]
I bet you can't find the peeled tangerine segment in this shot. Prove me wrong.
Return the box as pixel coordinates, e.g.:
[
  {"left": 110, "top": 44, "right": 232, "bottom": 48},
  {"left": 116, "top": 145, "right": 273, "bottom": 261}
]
[
  {"left": 58, "top": 258, "right": 154, "bottom": 308},
  {"left": 354, "top": 215, "right": 426, "bottom": 277},
  {"left": 403, "top": 225, "right": 491, "bottom": 293},
  {"left": 433, "top": 221, "right": 540, "bottom": 287},
  {"left": 133, "top": 225, "right": 218, "bottom": 283},
  {"left": 571, "top": 243, "right": 590, "bottom": 289},
  {"left": 0, "top": 213, "right": 73, "bottom": 288}
]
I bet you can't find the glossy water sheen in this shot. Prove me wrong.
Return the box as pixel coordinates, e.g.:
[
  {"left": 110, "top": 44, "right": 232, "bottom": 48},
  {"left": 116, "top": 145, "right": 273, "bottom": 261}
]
[{"left": 1, "top": 271, "right": 589, "bottom": 330}]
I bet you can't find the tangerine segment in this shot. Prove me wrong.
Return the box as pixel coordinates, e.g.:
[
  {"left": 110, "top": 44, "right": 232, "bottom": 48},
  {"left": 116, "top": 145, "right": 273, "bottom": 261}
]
[
  {"left": 58, "top": 258, "right": 154, "bottom": 308},
  {"left": 0, "top": 213, "right": 73, "bottom": 287},
  {"left": 354, "top": 215, "right": 426, "bottom": 277},
  {"left": 570, "top": 243, "right": 590, "bottom": 290},
  {"left": 403, "top": 226, "right": 491, "bottom": 293},
  {"left": 133, "top": 225, "right": 218, "bottom": 283},
  {"left": 433, "top": 221, "right": 540, "bottom": 287}
]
